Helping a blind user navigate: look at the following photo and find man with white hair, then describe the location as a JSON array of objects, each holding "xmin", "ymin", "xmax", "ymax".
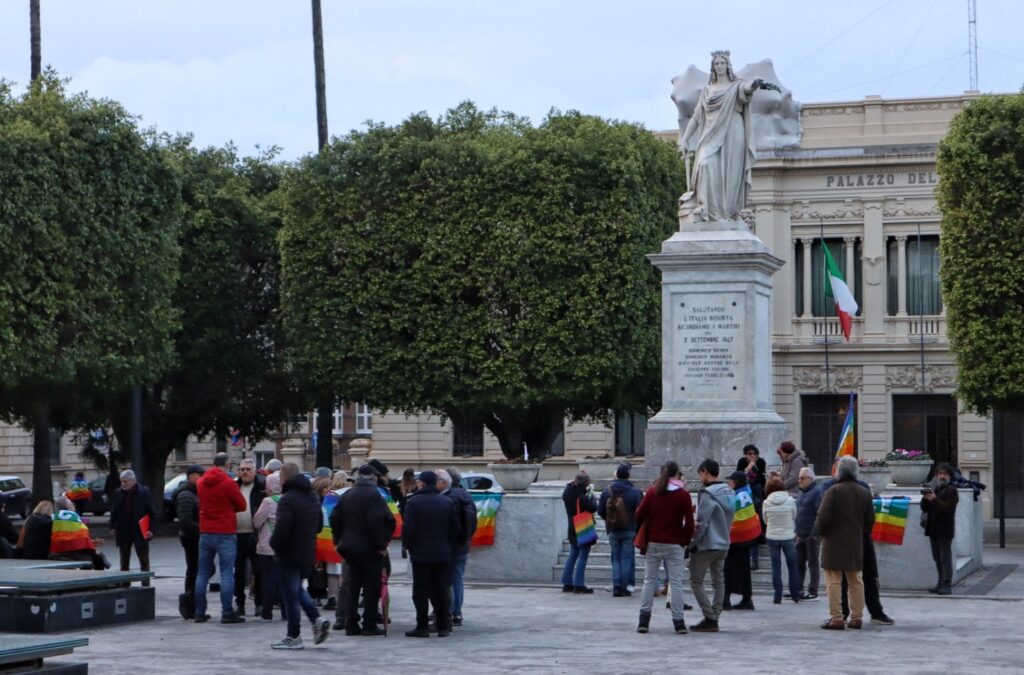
[
  {"xmin": 814, "ymin": 456, "xmax": 874, "ymax": 630},
  {"xmin": 109, "ymin": 469, "xmax": 156, "ymax": 584},
  {"xmin": 794, "ymin": 466, "xmax": 823, "ymax": 600}
]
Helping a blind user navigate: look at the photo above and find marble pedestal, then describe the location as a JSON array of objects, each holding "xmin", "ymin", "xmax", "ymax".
[{"xmin": 644, "ymin": 220, "xmax": 788, "ymax": 473}]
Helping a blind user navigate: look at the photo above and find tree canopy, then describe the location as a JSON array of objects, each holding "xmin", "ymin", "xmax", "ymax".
[
  {"xmin": 280, "ymin": 103, "xmax": 684, "ymax": 458},
  {"xmin": 937, "ymin": 93, "xmax": 1024, "ymax": 414}
]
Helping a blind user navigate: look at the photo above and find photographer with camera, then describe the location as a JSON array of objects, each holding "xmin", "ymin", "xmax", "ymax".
[{"xmin": 921, "ymin": 463, "xmax": 960, "ymax": 596}]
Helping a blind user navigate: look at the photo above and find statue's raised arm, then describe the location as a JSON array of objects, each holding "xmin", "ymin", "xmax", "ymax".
[{"xmin": 671, "ymin": 52, "xmax": 799, "ymax": 225}]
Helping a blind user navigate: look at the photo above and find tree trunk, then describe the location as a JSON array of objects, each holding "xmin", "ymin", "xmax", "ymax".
[
  {"xmin": 311, "ymin": 0, "xmax": 328, "ymax": 151},
  {"xmin": 485, "ymin": 408, "xmax": 564, "ymax": 461},
  {"xmin": 31, "ymin": 400, "xmax": 53, "ymax": 504},
  {"xmin": 316, "ymin": 396, "xmax": 334, "ymax": 469},
  {"xmin": 30, "ymin": 0, "xmax": 41, "ymax": 81}
]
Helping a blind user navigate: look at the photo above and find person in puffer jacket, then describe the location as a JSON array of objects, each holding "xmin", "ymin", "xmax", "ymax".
[{"xmin": 763, "ymin": 476, "xmax": 801, "ymax": 604}]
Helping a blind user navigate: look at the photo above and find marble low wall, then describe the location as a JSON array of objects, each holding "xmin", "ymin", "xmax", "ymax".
[
  {"xmin": 873, "ymin": 487, "xmax": 982, "ymax": 590},
  {"xmin": 464, "ymin": 492, "xmax": 567, "ymax": 583}
]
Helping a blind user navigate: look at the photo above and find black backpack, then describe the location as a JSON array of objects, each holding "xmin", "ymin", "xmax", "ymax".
[{"xmin": 605, "ymin": 491, "xmax": 630, "ymax": 530}]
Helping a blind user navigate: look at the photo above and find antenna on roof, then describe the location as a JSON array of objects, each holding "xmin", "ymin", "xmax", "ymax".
[{"xmin": 968, "ymin": 0, "xmax": 979, "ymax": 90}]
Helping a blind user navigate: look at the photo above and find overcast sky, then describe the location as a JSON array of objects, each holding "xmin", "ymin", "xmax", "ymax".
[{"xmin": 1, "ymin": 0, "xmax": 1022, "ymax": 159}]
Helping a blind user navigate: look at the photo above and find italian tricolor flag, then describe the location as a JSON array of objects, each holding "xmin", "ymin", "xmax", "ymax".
[{"xmin": 823, "ymin": 244, "xmax": 858, "ymax": 340}]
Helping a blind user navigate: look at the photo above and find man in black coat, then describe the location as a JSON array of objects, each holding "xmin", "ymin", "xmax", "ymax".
[
  {"xmin": 269, "ymin": 463, "xmax": 330, "ymax": 649},
  {"xmin": 402, "ymin": 470, "xmax": 459, "ymax": 638},
  {"xmin": 109, "ymin": 470, "xmax": 155, "ymax": 585},
  {"xmin": 331, "ymin": 464, "xmax": 395, "ymax": 636},
  {"xmin": 438, "ymin": 468, "xmax": 477, "ymax": 626},
  {"xmin": 922, "ymin": 463, "xmax": 960, "ymax": 595},
  {"xmin": 174, "ymin": 464, "xmax": 204, "ymax": 618}
]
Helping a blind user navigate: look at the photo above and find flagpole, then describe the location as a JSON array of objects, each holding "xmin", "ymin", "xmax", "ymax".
[
  {"xmin": 820, "ymin": 219, "xmax": 833, "ymax": 453},
  {"xmin": 917, "ymin": 222, "xmax": 926, "ymax": 389}
]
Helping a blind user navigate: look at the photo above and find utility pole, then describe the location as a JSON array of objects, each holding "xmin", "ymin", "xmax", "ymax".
[
  {"xmin": 311, "ymin": 0, "xmax": 335, "ymax": 470},
  {"xmin": 968, "ymin": 0, "xmax": 978, "ymax": 90}
]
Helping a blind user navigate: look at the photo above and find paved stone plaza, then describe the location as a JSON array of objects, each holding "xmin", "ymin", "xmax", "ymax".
[{"xmin": 33, "ymin": 523, "xmax": 1020, "ymax": 673}]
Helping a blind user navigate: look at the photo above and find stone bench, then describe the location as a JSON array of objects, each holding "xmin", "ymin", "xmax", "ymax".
[{"xmin": 0, "ymin": 635, "xmax": 88, "ymax": 673}]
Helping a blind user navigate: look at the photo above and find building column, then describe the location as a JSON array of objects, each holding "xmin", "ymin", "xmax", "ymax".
[
  {"xmin": 801, "ymin": 238, "xmax": 813, "ymax": 319},
  {"xmin": 844, "ymin": 236, "xmax": 857, "ymax": 286},
  {"xmin": 896, "ymin": 235, "xmax": 908, "ymax": 316}
]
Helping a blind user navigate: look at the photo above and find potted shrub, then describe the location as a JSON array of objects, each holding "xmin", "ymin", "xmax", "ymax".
[
  {"xmin": 885, "ymin": 448, "xmax": 933, "ymax": 485},
  {"xmin": 858, "ymin": 458, "xmax": 891, "ymax": 495},
  {"xmin": 486, "ymin": 456, "xmax": 543, "ymax": 493}
]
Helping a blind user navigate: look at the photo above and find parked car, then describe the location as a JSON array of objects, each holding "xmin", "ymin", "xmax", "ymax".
[
  {"xmin": 163, "ymin": 473, "xmax": 188, "ymax": 522},
  {"xmin": 0, "ymin": 475, "xmax": 33, "ymax": 519},
  {"xmin": 412, "ymin": 471, "xmax": 503, "ymax": 493}
]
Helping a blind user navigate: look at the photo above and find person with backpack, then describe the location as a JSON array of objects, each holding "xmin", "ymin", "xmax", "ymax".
[{"xmin": 598, "ymin": 463, "xmax": 643, "ymax": 597}]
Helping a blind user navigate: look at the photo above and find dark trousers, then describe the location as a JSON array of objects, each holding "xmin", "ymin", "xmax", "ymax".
[
  {"xmin": 796, "ymin": 535, "xmax": 820, "ymax": 596},
  {"xmin": 180, "ymin": 536, "xmax": 199, "ymax": 596},
  {"xmin": 842, "ymin": 536, "xmax": 884, "ymax": 618},
  {"xmin": 930, "ymin": 537, "xmax": 954, "ymax": 588},
  {"xmin": 234, "ymin": 532, "xmax": 261, "ymax": 610},
  {"xmin": 258, "ymin": 554, "xmax": 281, "ymax": 620},
  {"xmin": 411, "ymin": 561, "xmax": 450, "ymax": 630},
  {"xmin": 724, "ymin": 543, "xmax": 752, "ymax": 602},
  {"xmin": 118, "ymin": 537, "xmax": 150, "ymax": 586},
  {"xmin": 344, "ymin": 555, "xmax": 384, "ymax": 630}
]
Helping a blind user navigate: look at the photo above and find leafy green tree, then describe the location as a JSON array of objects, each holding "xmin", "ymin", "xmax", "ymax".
[
  {"xmin": 937, "ymin": 93, "xmax": 1024, "ymax": 413},
  {"xmin": 281, "ymin": 103, "xmax": 684, "ymax": 458},
  {"xmin": 0, "ymin": 75, "xmax": 181, "ymax": 501}
]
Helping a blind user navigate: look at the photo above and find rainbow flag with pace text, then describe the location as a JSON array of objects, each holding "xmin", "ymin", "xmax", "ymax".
[
  {"xmin": 835, "ymin": 391, "xmax": 856, "ymax": 460},
  {"xmin": 66, "ymin": 479, "xmax": 92, "ymax": 502},
  {"xmin": 50, "ymin": 510, "xmax": 94, "ymax": 554},
  {"xmin": 316, "ymin": 492, "xmax": 342, "ymax": 564},
  {"xmin": 871, "ymin": 497, "xmax": 909, "ymax": 545},
  {"xmin": 378, "ymin": 487, "xmax": 402, "ymax": 538},
  {"xmin": 730, "ymin": 485, "xmax": 762, "ymax": 544},
  {"xmin": 470, "ymin": 493, "xmax": 503, "ymax": 546}
]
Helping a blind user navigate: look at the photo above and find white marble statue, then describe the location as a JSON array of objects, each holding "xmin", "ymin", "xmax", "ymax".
[{"xmin": 672, "ymin": 51, "xmax": 800, "ymax": 224}]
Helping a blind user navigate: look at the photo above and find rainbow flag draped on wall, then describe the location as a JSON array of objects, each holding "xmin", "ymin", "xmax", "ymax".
[
  {"xmin": 316, "ymin": 492, "xmax": 343, "ymax": 564},
  {"xmin": 730, "ymin": 485, "xmax": 762, "ymax": 544},
  {"xmin": 66, "ymin": 479, "xmax": 92, "ymax": 502},
  {"xmin": 835, "ymin": 391, "xmax": 856, "ymax": 459},
  {"xmin": 50, "ymin": 510, "xmax": 94, "ymax": 554},
  {"xmin": 471, "ymin": 493, "xmax": 503, "ymax": 546},
  {"xmin": 871, "ymin": 496, "xmax": 909, "ymax": 545},
  {"xmin": 378, "ymin": 487, "xmax": 402, "ymax": 538}
]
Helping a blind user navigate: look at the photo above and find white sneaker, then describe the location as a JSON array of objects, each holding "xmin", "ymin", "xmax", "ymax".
[
  {"xmin": 626, "ymin": 585, "xmax": 636, "ymax": 593},
  {"xmin": 313, "ymin": 617, "xmax": 330, "ymax": 645},
  {"xmin": 271, "ymin": 636, "xmax": 304, "ymax": 650}
]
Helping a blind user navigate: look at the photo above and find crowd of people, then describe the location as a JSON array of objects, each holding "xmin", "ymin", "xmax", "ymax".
[
  {"xmin": 0, "ymin": 441, "xmax": 966, "ymax": 642},
  {"xmin": 560, "ymin": 443, "xmax": 963, "ymax": 634}
]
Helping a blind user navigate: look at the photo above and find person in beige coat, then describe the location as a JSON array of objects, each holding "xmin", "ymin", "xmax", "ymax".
[{"xmin": 814, "ymin": 456, "xmax": 875, "ymax": 630}]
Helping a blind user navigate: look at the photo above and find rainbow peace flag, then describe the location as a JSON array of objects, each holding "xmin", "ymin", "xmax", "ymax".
[
  {"xmin": 730, "ymin": 485, "xmax": 762, "ymax": 544},
  {"xmin": 316, "ymin": 492, "xmax": 342, "ymax": 564},
  {"xmin": 471, "ymin": 493, "xmax": 503, "ymax": 546},
  {"xmin": 376, "ymin": 487, "xmax": 402, "ymax": 538},
  {"xmin": 50, "ymin": 510, "xmax": 95, "ymax": 554},
  {"xmin": 66, "ymin": 479, "xmax": 92, "ymax": 502},
  {"xmin": 871, "ymin": 497, "xmax": 909, "ymax": 545},
  {"xmin": 835, "ymin": 391, "xmax": 856, "ymax": 459}
]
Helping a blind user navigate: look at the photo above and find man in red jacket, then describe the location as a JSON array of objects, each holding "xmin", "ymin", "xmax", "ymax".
[
  {"xmin": 635, "ymin": 461, "xmax": 695, "ymax": 635},
  {"xmin": 194, "ymin": 452, "xmax": 247, "ymax": 624}
]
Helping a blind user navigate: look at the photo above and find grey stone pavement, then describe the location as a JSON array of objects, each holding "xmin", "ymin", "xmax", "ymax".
[{"xmin": 14, "ymin": 519, "xmax": 1024, "ymax": 674}]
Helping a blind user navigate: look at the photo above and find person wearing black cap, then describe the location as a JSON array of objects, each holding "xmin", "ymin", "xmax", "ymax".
[
  {"xmin": 175, "ymin": 464, "xmax": 204, "ymax": 619},
  {"xmin": 598, "ymin": 463, "xmax": 643, "ymax": 597},
  {"xmin": 402, "ymin": 470, "xmax": 460, "ymax": 638},
  {"xmin": 331, "ymin": 463, "xmax": 395, "ymax": 635}
]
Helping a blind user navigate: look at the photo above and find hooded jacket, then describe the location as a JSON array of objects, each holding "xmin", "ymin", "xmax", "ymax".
[
  {"xmin": 634, "ymin": 479, "xmax": 694, "ymax": 546},
  {"xmin": 598, "ymin": 479, "xmax": 643, "ymax": 532},
  {"xmin": 692, "ymin": 482, "xmax": 735, "ymax": 551},
  {"xmin": 780, "ymin": 449, "xmax": 808, "ymax": 496},
  {"xmin": 762, "ymin": 489, "xmax": 797, "ymax": 540},
  {"xmin": 270, "ymin": 474, "xmax": 322, "ymax": 574},
  {"xmin": 197, "ymin": 467, "xmax": 246, "ymax": 535},
  {"xmin": 174, "ymin": 480, "xmax": 200, "ymax": 540}
]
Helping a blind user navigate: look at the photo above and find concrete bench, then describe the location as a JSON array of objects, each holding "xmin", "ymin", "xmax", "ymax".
[{"xmin": 0, "ymin": 635, "xmax": 88, "ymax": 673}]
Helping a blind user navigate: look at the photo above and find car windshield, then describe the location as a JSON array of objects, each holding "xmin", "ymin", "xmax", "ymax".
[{"xmin": 0, "ymin": 478, "xmax": 26, "ymax": 491}]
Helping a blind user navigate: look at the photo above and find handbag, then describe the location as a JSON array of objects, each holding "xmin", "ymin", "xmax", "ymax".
[
  {"xmin": 572, "ymin": 498, "xmax": 598, "ymax": 547},
  {"xmin": 633, "ymin": 519, "xmax": 649, "ymax": 555}
]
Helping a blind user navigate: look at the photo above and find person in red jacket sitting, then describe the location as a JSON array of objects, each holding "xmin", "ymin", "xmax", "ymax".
[
  {"xmin": 194, "ymin": 452, "xmax": 247, "ymax": 624},
  {"xmin": 635, "ymin": 461, "xmax": 695, "ymax": 635}
]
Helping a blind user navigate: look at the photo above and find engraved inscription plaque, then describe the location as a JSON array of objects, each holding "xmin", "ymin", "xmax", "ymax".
[{"xmin": 672, "ymin": 292, "xmax": 745, "ymax": 400}]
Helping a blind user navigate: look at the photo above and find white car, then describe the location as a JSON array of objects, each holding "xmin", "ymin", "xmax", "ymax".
[{"xmin": 413, "ymin": 471, "xmax": 503, "ymax": 493}]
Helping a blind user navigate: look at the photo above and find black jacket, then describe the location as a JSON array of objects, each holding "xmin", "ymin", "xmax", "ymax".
[
  {"xmin": 922, "ymin": 483, "xmax": 959, "ymax": 539},
  {"xmin": 110, "ymin": 484, "xmax": 155, "ymax": 545},
  {"xmin": 563, "ymin": 481, "xmax": 597, "ymax": 544},
  {"xmin": 445, "ymin": 485, "xmax": 478, "ymax": 555},
  {"xmin": 270, "ymin": 474, "xmax": 322, "ymax": 575},
  {"xmin": 402, "ymin": 486, "xmax": 459, "ymax": 563},
  {"xmin": 330, "ymin": 477, "xmax": 395, "ymax": 559},
  {"xmin": 0, "ymin": 509, "xmax": 18, "ymax": 545},
  {"xmin": 175, "ymin": 481, "xmax": 200, "ymax": 540},
  {"xmin": 19, "ymin": 513, "xmax": 53, "ymax": 559},
  {"xmin": 598, "ymin": 479, "xmax": 643, "ymax": 532},
  {"xmin": 236, "ymin": 475, "xmax": 267, "ymax": 517},
  {"xmin": 737, "ymin": 456, "xmax": 768, "ymax": 501}
]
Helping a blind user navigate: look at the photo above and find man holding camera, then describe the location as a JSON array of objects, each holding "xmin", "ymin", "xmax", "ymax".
[{"xmin": 921, "ymin": 463, "xmax": 960, "ymax": 596}]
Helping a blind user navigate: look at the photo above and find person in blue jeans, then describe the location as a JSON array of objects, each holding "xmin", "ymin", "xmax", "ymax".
[
  {"xmin": 598, "ymin": 464, "xmax": 644, "ymax": 597},
  {"xmin": 194, "ymin": 533, "xmax": 238, "ymax": 620},
  {"xmin": 762, "ymin": 477, "xmax": 801, "ymax": 603},
  {"xmin": 561, "ymin": 472, "xmax": 598, "ymax": 593},
  {"xmin": 193, "ymin": 453, "xmax": 247, "ymax": 623}
]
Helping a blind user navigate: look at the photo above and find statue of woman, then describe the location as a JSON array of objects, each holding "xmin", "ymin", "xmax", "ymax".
[{"xmin": 679, "ymin": 51, "xmax": 768, "ymax": 223}]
